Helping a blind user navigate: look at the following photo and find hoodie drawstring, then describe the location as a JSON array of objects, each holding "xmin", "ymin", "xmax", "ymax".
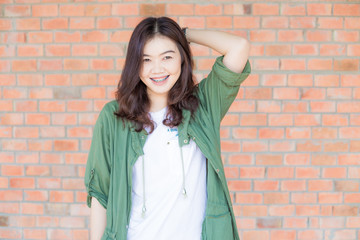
[{"xmin": 141, "ymin": 146, "xmax": 187, "ymax": 218}]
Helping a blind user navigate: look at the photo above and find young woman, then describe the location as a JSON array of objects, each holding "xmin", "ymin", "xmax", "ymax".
[{"xmin": 85, "ymin": 17, "xmax": 251, "ymax": 240}]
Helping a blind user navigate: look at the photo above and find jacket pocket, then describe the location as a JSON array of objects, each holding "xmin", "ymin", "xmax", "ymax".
[{"xmin": 205, "ymin": 202, "xmax": 234, "ymax": 240}]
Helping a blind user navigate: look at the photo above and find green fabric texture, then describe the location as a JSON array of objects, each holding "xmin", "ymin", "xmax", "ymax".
[{"xmin": 84, "ymin": 56, "xmax": 251, "ymax": 240}]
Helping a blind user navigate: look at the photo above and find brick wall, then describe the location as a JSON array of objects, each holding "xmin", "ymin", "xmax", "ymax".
[{"xmin": 1, "ymin": 1, "xmax": 359, "ymax": 240}]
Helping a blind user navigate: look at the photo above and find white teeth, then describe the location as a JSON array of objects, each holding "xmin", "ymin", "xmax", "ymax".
[{"xmin": 151, "ymin": 75, "xmax": 169, "ymax": 82}]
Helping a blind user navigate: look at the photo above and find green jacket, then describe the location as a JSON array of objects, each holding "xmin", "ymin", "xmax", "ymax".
[{"xmin": 85, "ymin": 56, "xmax": 251, "ymax": 240}]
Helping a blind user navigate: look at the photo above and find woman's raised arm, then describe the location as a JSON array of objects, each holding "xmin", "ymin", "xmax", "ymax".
[{"xmin": 185, "ymin": 29, "xmax": 250, "ymax": 73}]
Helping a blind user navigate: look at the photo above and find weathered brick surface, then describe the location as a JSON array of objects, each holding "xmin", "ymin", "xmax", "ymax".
[{"xmin": 1, "ymin": 1, "xmax": 359, "ymax": 239}]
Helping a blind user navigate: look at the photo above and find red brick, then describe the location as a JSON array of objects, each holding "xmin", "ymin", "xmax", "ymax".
[
  {"xmin": 309, "ymin": 180, "xmax": 333, "ymax": 191},
  {"xmin": 270, "ymin": 230, "xmax": 296, "ymax": 240},
  {"xmin": 335, "ymin": 181, "xmax": 359, "ymax": 192},
  {"xmin": 250, "ymin": 30, "xmax": 276, "ymax": 42},
  {"xmin": 15, "ymin": 153, "xmax": 38, "ymax": 165},
  {"xmin": 97, "ymin": 17, "xmax": 122, "ymax": 29},
  {"xmin": 228, "ymin": 154, "xmax": 253, "ymax": 165},
  {"xmin": 269, "ymin": 114, "xmax": 293, "ymax": 126},
  {"xmin": 234, "ymin": 17, "xmax": 260, "ymax": 29},
  {"xmin": 334, "ymin": 59, "xmax": 359, "ymax": 71},
  {"xmin": 4, "ymin": 5, "xmax": 30, "ymax": 17},
  {"xmin": 340, "ymin": 127, "xmax": 360, "ymax": 139},
  {"xmin": 307, "ymin": 3, "xmax": 332, "ymax": 15},
  {"xmin": 166, "ymin": 4, "xmax": 192, "ymax": 16},
  {"xmin": 298, "ymin": 230, "xmax": 323, "ymax": 240},
  {"xmin": 310, "ymin": 101, "xmax": 335, "ymax": 112},
  {"xmin": 312, "ymin": 127, "xmax": 337, "ymax": 139},
  {"xmin": 297, "ymin": 140, "xmax": 322, "ymax": 152},
  {"xmin": 266, "ymin": 44, "xmax": 291, "ymax": 56},
  {"xmin": 296, "ymin": 167, "xmax": 320, "ymax": 178},
  {"xmin": 286, "ymin": 128, "xmax": 311, "ymax": 139},
  {"xmin": 54, "ymin": 140, "xmax": 78, "ymax": 151},
  {"xmin": 296, "ymin": 205, "xmax": 320, "ymax": 216},
  {"xmin": 345, "ymin": 17, "xmax": 360, "ymax": 29},
  {"xmin": 335, "ymin": 30, "xmax": 359, "ymax": 42},
  {"xmin": 312, "ymin": 154, "xmax": 336, "ymax": 165},
  {"xmin": 281, "ymin": 59, "xmax": 306, "ymax": 71},
  {"xmin": 195, "ymin": 4, "xmax": 221, "ymax": 15},
  {"xmin": 274, "ymin": 88, "xmax": 300, "ymax": 100},
  {"xmin": 70, "ymin": 17, "xmax": 95, "ymax": 29},
  {"xmin": 206, "ymin": 17, "xmax": 232, "ymax": 29},
  {"xmin": 345, "ymin": 193, "xmax": 360, "ymax": 204},
  {"xmin": 236, "ymin": 193, "xmax": 262, "ymax": 204},
  {"xmin": 46, "ymin": 45, "xmax": 71, "ymax": 57},
  {"xmin": 318, "ymin": 17, "xmax": 343, "ymax": 29},
  {"xmin": 293, "ymin": 44, "xmax": 318, "ymax": 55},
  {"xmin": 228, "ymin": 180, "xmax": 251, "ymax": 191},
  {"xmin": 334, "ymin": 4, "xmax": 360, "ymax": 16},
  {"xmin": 290, "ymin": 17, "xmax": 316, "ymax": 29},
  {"xmin": 259, "ymin": 128, "xmax": 284, "ymax": 139},
  {"xmin": 242, "ymin": 206, "xmax": 268, "ymax": 217},
  {"xmin": 0, "ymin": 113, "xmax": 24, "ymax": 125},
  {"xmin": 253, "ymin": 3, "xmax": 279, "ymax": 15},
  {"xmin": 229, "ymin": 100, "xmax": 256, "ymax": 113},
  {"xmin": 264, "ymin": 192, "xmax": 289, "ymax": 204},
  {"xmin": 12, "ymin": 60, "xmax": 36, "ymax": 72},
  {"xmin": 256, "ymin": 218, "xmax": 282, "ymax": 228},
  {"xmin": 55, "ymin": 31, "xmax": 81, "ymax": 42},
  {"xmin": 240, "ymin": 167, "xmax": 265, "ymax": 178},
  {"xmin": 268, "ymin": 167, "xmax": 294, "ymax": 179},
  {"xmin": 319, "ymin": 192, "xmax": 343, "ymax": 204},
  {"xmin": 278, "ymin": 30, "xmax": 304, "ymax": 42},
  {"xmin": 284, "ymin": 153, "xmax": 310, "ymax": 165},
  {"xmin": 263, "ymin": 17, "xmax": 288, "ymax": 29},
  {"xmin": 112, "ymin": 3, "xmax": 139, "ymax": 16},
  {"xmin": 85, "ymin": 4, "xmax": 111, "ymax": 16},
  {"xmin": 221, "ymin": 140, "xmax": 241, "ymax": 152},
  {"xmin": 294, "ymin": 114, "xmax": 320, "ymax": 126},
  {"xmin": 43, "ymin": 18, "xmax": 68, "ymax": 30},
  {"xmin": 240, "ymin": 114, "xmax": 267, "ymax": 126},
  {"xmin": 245, "ymin": 88, "xmax": 272, "ymax": 100},
  {"xmin": 315, "ymin": 75, "xmax": 339, "ymax": 87},
  {"xmin": 32, "ymin": 4, "xmax": 58, "ymax": 16},
  {"xmin": 60, "ymin": 4, "xmax": 84, "ymax": 16},
  {"xmin": 17, "ymin": 45, "xmax": 43, "ymax": 57},
  {"xmin": 16, "ymin": 18, "xmax": 40, "ymax": 30},
  {"xmin": 91, "ymin": 59, "xmax": 114, "ymax": 70},
  {"xmin": 140, "ymin": 4, "xmax": 166, "ymax": 16},
  {"xmin": 333, "ymin": 205, "xmax": 359, "ymax": 219},
  {"xmin": 10, "ymin": 178, "xmax": 35, "ymax": 189},
  {"xmin": 254, "ymin": 180, "xmax": 279, "ymax": 191},
  {"xmin": 14, "ymin": 127, "xmax": 39, "ymax": 138},
  {"xmin": 281, "ymin": 4, "xmax": 305, "ymax": 15},
  {"xmin": 281, "ymin": 180, "xmax": 306, "ymax": 191},
  {"xmin": 308, "ymin": 59, "xmax": 332, "ymax": 70}
]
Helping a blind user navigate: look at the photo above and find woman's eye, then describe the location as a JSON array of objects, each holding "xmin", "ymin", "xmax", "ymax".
[
  {"xmin": 164, "ymin": 56, "xmax": 172, "ymax": 60},
  {"xmin": 143, "ymin": 58, "xmax": 150, "ymax": 62}
]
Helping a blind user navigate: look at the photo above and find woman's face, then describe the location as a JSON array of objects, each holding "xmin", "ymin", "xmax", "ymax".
[{"xmin": 139, "ymin": 35, "xmax": 182, "ymax": 101}]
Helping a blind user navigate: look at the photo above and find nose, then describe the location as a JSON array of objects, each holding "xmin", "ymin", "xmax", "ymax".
[{"xmin": 150, "ymin": 59, "xmax": 164, "ymax": 74}]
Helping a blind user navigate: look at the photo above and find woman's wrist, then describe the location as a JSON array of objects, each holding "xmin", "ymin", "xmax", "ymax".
[{"xmin": 182, "ymin": 27, "xmax": 190, "ymax": 44}]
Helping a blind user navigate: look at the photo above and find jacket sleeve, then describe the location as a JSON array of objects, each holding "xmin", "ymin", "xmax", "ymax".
[
  {"xmin": 197, "ymin": 56, "xmax": 251, "ymax": 126},
  {"xmin": 84, "ymin": 104, "xmax": 113, "ymax": 209}
]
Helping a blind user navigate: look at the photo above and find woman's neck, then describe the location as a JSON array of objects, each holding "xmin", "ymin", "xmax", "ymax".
[{"xmin": 148, "ymin": 95, "xmax": 168, "ymax": 112}]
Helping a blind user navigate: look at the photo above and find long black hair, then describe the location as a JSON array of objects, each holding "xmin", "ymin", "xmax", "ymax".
[{"xmin": 114, "ymin": 17, "xmax": 198, "ymax": 133}]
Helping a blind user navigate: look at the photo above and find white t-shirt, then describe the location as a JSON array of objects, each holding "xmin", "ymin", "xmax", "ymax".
[{"xmin": 127, "ymin": 107, "xmax": 207, "ymax": 240}]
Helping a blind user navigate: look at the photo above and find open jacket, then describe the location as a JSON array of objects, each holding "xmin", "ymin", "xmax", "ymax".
[{"xmin": 84, "ymin": 56, "xmax": 251, "ymax": 240}]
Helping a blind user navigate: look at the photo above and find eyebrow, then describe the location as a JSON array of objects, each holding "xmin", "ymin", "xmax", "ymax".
[{"xmin": 143, "ymin": 50, "xmax": 176, "ymax": 57}]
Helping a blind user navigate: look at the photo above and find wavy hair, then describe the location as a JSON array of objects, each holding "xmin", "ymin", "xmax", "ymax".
[{"xmin": 114, "ymin": 17, "xmax": 198, "ymax": 133}]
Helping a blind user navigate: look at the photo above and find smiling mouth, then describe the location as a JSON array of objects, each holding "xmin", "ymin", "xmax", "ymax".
[{"xmin": 150, "ymin": 75, "xmax": 169, "ymax": 82}]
